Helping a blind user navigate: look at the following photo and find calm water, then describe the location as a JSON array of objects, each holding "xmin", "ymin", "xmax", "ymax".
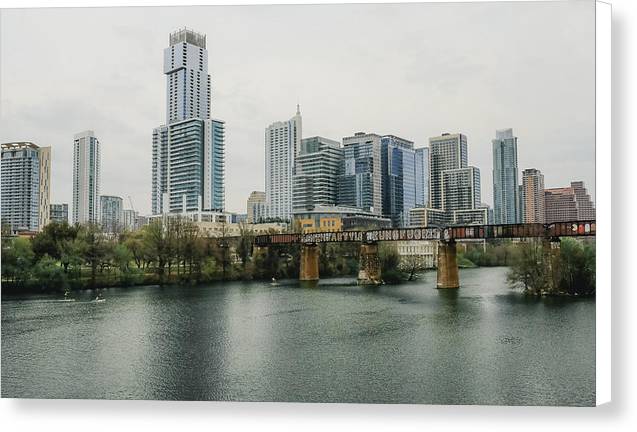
[{"xmin": 1, "ymin": 267, "xmax": 595, "ymax": 406}]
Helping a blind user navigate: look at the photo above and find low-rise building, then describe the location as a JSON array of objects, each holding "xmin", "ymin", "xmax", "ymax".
[
  {"xmin": 147, "ymin": 209, "xmax": 286, "ymax": 237},
  {"xmin": 544, "ymin": 181, "xmax": 595, "ymax": 223},
  {"xmin": 293, "ymin": 205, "xmax": 391, "ymax": 233},
  {"xmin": 50, "ymin": 203, "xmax": 69, "ymax": 224},
  {"xmin": 396, "ymin": 240, "xmax": 437, "ymax": 270}
]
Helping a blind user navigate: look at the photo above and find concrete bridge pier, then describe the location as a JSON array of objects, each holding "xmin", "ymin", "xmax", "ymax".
[
  {"xmin": 437, "ymin": 240, "xmax": 459, "ymax": 289},
  {"xmin": 299, "ymin": 243, "xmax": 320, "ymax": 286},
  {"xmin": 358, "ymin": 242, "xmax": 382, "ymax": 285}
]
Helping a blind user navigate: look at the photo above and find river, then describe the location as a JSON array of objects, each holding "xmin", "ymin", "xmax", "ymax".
[{"xmin": 1, "ymin": 267, "xmax": 595, "ymax": 406}]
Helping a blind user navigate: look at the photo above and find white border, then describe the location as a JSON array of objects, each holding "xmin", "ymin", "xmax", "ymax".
[
  {"xmin": 1, "ymin": 0, "xmax": 627, "ymax": 430},
  {"xmin": 595, "ymin": 0, "xmax": 611, "ymax": 406}
]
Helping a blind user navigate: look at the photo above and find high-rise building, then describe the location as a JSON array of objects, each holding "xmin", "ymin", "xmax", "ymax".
[
  {"xmin": 122, "ymin": 209, "xmax": 138, "ymax": 231},
  {"xmin": 441, "ymin": 166, "xmax": 481, "ymax": 212},
  {"xmin": 293, "ymin": 136, "xmax": 342, "ymax": 211},
  {"xmin": 50, "ymin": 203, "xmax": 69, "ymax": 224},
  {"xmin": 429, "ymin": 133, "xmax": 468, "ymax": 210},
  {"xmin": 152, "ymin": 125, "xmax": 169, "ymax": 214},
  {"xmin": 265, "ymin": 107, "xmax": 302, "ymax": 221},
  {"xmin": 100, "ymin": 195, "xmax": 123, "ymax": 233},
  {"xmin": 544, "ymin": 181, "xmax": 595, "ymax": 223},
  {"xmin": 381, "ymin": 135, "xmax": 417, "ymax": 227},
  {"xmin": 164, "ymin": 28, "xmax": 210, "ymax": 124},
  {"xmin": 337, "ymin": 132, "xmax": 383, "ymax": 215},
  {"xmin": 415, "ymin": 147, "xmax": 429, "ymax": 208},
  {"xmin": 72, "ymin": 130, "xmax": 101, "ymax": 225},
  {"xmin": 492, "ymin": 128, "xmax": 519, "ymax": 224},
  {"xmin": 518, "ymin": 184, "xmax": 525, "ymax": 224},
  {"xmin": 246, "ymin": 191, "xmax": 266, "ymax": 223},
  {"xmin": 1, "ymin": 142, "xmax": 51, "ymax": 232},
  {"xmin": 38, "ymin": 146, "xmax": 51, "ymax": 229},
  {"xmin": 521, "ymin": 168, "xmax": 545, "ymax": 223},
  {"xmin": 152, "ymin": 29, "xmax": 225, "ymax": 215}
]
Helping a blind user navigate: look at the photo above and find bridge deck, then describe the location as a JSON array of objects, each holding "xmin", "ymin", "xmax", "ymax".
[{"xmin": 253, "ymin": 221, "xmax": 596, "ymax": 246}]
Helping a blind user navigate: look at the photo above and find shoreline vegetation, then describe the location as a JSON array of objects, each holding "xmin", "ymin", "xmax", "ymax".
[{"xmin": 1, "ymin": 221, "xmax": 594, "ymax": 297}]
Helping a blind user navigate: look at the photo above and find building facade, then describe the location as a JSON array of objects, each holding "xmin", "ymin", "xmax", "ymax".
[
  {"xmin": 521, "ymin": 168, "xmax": 545, "ymax": 223},
  {"xmin": 72, "ymin": 130, "xmax": 101, "ymax": 224},
  {"xmin": 397, "ymin": 241, "xmax": 437, "ymax": 270},
  {"xmin": 293, "ymin": 136, "xmax": 342, "ymax": 211},
  {"xmin": 265, "ymin": 107, "xmax": 302, "ymax": 222},
  {"xmin": 429, "ymin": 133, "xmax": 468, "ymax": 210},
  {"xmin": 100, "ymin": 195, "xmax": 124, "ymax": 233},
  {"xmin": 381, "ymin": 135, "xmax": 417, "ymax": 227},
  {"xmin": 122, "ymin": 209, "xmax": 138, "ymax": 231},
  {"xmin": 544, "ymin": 181, "xmax": 596, "ymax": 223},
  {"xmin": 164, "ymin": 28, "xmax": 210, "ymax": 124},
  {"xmin": 152, "ymin": 28, "xmax": 225, "ymax": 215},
  {"xmin": 247, "ymin": 191, "xmax": 267, "ymax": 223},
  {"xmin": 441, "ymin": 166, "xmax": 481, "ymax": 213},
  {"xmin": 293, "ymin": 205, "xmax": 391, "ymax": 233},
  {"xmin": 1, "ymin": 142, "xmax": 51, "ymax": 232},
  {"xmin": 337, "ymin": 132, "xmax": 383, "ymax": 215},
  {"xmin": 492, "ymin": 128, "xmax": 519, "ymax": 224},
  {"xmin": 415, "ymin": 147, "xmax": 429, "ymax": 208},
  {"xmin": 50, "ymin": 203, "xmax": 69, "ymax": 224}
]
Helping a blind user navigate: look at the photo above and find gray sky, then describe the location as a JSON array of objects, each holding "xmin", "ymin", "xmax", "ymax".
[{"xmin": 0, "ymin": 1, "xmax": 595, "ymax": 215}]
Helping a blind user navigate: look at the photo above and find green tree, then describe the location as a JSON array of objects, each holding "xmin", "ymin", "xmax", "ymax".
[
  {"xmin": 379, "ymin": 243, "xmax": 403, "ymax": 284},
  {"xmin": 236, "ymin": 222, "xmax": 255, "ymax": 272},
  {"xmin": 142, "ymin": 219, "xmax": 171, "ymax": 284},
  {"xmin": 32, "ymin": 255, "xmax": 67, "ymax": 291},
  {"xmin": 1, "ymin": 237, "xmax": 34, "ymax": 287},
  {"xmin": 32, "ymin": 222, "xmax": 79, "ymax": 266},
  {"xmin": 76, "ymin": 223, "xmax": 108, "ymax": 288},
  {"xmin": 507, "ymin": 240, "xmax": 549, "ymax": 295}
]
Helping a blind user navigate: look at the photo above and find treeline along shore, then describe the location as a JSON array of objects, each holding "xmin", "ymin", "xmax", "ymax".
[{"xmin": 1, "ymin": 220, "xmax": 595, "ymax": 296}]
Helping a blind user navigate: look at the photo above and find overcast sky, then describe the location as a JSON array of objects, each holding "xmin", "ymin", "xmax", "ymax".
[{"xmin": 0, "ymin": 1, "xmax": 595, "ymax": 215}]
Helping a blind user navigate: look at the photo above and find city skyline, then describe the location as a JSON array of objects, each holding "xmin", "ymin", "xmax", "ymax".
[{"xmin": 0, "ymin": 2, "xmax": 595, "ymax": 214}]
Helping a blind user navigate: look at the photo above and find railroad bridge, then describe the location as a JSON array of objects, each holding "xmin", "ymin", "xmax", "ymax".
[{"xmin": 253, "ymin": 221, "xmax": 596, "ymax": 288}]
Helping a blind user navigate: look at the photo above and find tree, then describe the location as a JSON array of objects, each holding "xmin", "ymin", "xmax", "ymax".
[
  {"xmin": 236, "ymin": 222, "xmax": 254, "ymax": 271},
  {"xmin": 507, "ymin": 239, "xmax": 549, "ymax": 295},
  {"xmin": 379, "ymin": 243, "xmax": 403, "ymax": 284},
  {"xmin": 142, "ymin": 219, "xmax": 171, "ymax": 284},
  {"xmin": 32, "ymin": 221, "xmax": 78, "ymax": 264},
  {"xmin": 1, "ymin": 237, "xmax": 34, "ymax": 287},
  {"xmin": 76, "ymin": 223, "xmax": 109, "ymax": 288},
  {"xmin": 32, "ymin": 255, "xmax": 67, "ymax": 291}
]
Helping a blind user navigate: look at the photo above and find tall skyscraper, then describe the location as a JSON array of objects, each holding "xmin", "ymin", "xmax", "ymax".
[
  {"xmin": 415, "ymin": 147, "xmax": 429, "ymax": 208},
  {"xmin": 265, "ymin": 106, "xmax": 302, "ymax": 221},
  {"xmin": 521, "ymin": 168, "xmax": 545, "ymax": 223},
  {"xmin": 73, "ymin": 130, "xmax": 100, "ymax": 224},
  {"xmin": 152, "ymin": 28, "xmax": 225, "ymax": 215},
  {"xmin": 429, "ymin": 133, "xmax": 468, "ymax": 210},
  {"xmin": 381, "ymin": 135, "xmax": 417, "ymax": 227},
  {"xmin": 1, "ymin": 142, "xmax": 51, "ymax": 232},
  {"xmin": 164, "ymin": 28, "xmax": 210, "ymax": 124},
  {"xmin": 544, "ymin": 181, "xmax": 595, "ymax": 223},
  {"xmin": 246, "ymin": 191, "xmax": 266, "ymax": 223},
  {"xmin": 492, "ymin": 128, "xmax": 519, "ymax": 224},
  {"xmin": 293, "ymin": 136, "xmax": 342, "ymax": 211},
  {"xmin": 337, "ymin": 132, "xmax": 383, "ymax": 215},
  {"xmin": 100, "ymin": 195, "xmax": 123, "ymax": 233}
]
